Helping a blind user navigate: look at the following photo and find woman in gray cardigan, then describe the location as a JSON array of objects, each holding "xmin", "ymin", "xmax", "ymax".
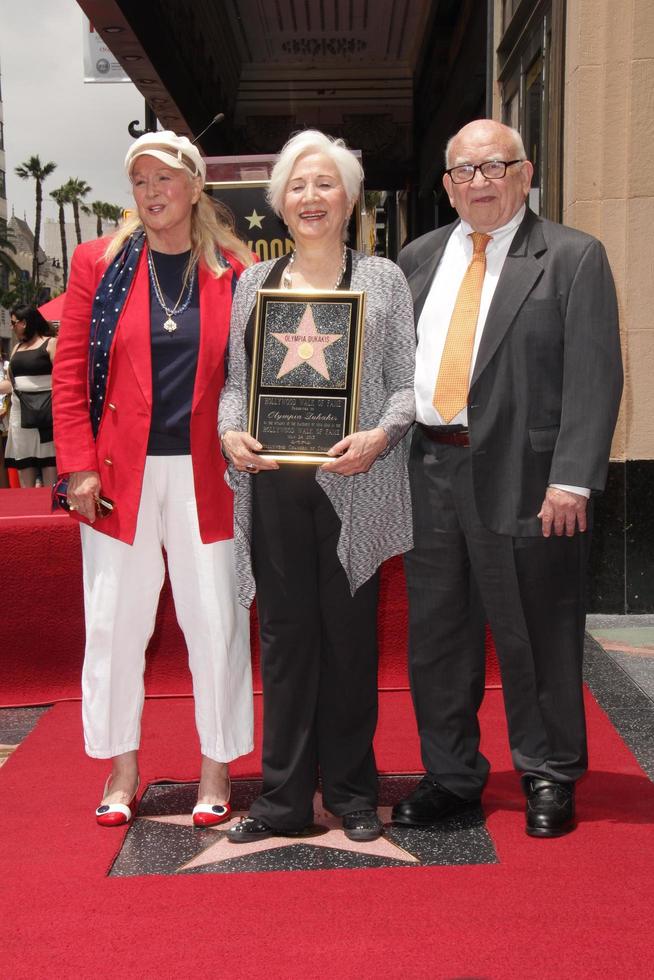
[{"xmin": 220, "ymin": 130, "xmax": 415, "ymax": 843}]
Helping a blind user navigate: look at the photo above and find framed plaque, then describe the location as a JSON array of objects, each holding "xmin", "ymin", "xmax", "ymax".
[{"xmin": 248, "ymin": 289, "xmax": 366, "ymax": 463}]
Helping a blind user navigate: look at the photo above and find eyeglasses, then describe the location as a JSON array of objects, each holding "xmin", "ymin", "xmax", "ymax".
[{"xmin": 445, "ymin": 159, "xmax": 525, "ymax": 184}]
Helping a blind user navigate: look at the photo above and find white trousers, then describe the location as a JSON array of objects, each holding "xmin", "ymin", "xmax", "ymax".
[{"xmin": 80, "ymin": 456, "xmax": 253, "ymax": 761}]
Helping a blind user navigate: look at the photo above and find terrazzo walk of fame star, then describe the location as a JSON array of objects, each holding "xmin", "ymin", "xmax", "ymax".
[
  {"xmin": 272, "ymin": 305, "xmax": 342, "ymax": 380},
  {"xmin": 109, "ymin": 777, "xmax": 497, "ymax": 877}
]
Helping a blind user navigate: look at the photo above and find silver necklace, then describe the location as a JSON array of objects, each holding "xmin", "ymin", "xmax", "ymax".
[
  {"xmin": 147, "ymin": 250, "xmax": 197, "ymax": 333},
  {"xmin": 282, "ymin": 243, "xmax": 348, "ymax": 290}
]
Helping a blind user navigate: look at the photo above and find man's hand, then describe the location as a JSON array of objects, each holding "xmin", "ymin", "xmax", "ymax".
[
  {"xmin": 538, "ymin": 487, "xmax": 588, "ymax": 538},
  {"xmin": 67, "ymin": 470, "xmax": 102, "ymax": 524},
  {"xmin": 320, "ymin": 427, "xmax": 389, "ymax": 475}
]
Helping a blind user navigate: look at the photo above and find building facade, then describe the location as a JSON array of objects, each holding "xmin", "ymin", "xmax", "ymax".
[
  {"xmin": 43, "ymin": 213, "xmax": 101, "ymax": 268},
  {"xmin": 489, "ymin": 0, "xmax": 654, "ymax": 611},
  {"xmin": 8, "ymin": 215, "xmax": 64, "ymax": 299}
]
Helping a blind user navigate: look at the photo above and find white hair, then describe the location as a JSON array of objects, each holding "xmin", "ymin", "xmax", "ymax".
[
  {"xmin": 267, "ymin": 129, "xmax": 363, "ymax": 217},
  {"xmin": 444, "ymin": 122, "xmax": 527, "ymax": 168}
]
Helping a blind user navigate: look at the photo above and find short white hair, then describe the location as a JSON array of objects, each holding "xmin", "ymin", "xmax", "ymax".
[
  {"xmin": 444, "ymin": 122, "xmax": 527, "ymax": 168},
  {"xmin": 267, "ymin": 129, "xmax": 363, "ymax": 217}
]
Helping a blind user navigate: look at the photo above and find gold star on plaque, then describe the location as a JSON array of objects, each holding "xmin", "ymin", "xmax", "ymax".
[{"xmin": 245, "ymin": 208, "xmax": 264, "ymax": 229}]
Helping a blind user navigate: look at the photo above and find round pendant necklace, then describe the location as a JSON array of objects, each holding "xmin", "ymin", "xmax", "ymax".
[
  {"xmin": 148, "ymin": 250, "xmax": 197, "ymax": 333},
  {"xmin": 282, "ymin": 243, "xmax": 348, "ymax": 290}
]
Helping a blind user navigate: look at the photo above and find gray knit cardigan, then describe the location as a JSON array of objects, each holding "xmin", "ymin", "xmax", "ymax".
[{"xmin": 219, "ymin": 249, "xmax": 416, "ymax": 608}]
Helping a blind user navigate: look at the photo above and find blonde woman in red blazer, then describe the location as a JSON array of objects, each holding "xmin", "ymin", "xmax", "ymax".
[{"xmin": 53, "ymin": 132, "xmax": 255, "ymax": 828}]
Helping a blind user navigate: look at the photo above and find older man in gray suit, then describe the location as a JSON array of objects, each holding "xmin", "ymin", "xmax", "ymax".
[{"xmin": 393, "ymin": 119, "xmax": 623, "ymax": 837}]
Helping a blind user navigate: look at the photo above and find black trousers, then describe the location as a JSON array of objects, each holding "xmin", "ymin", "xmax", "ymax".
[
  {"xmin": 249, "ymin": 467, "xmax": 380, "ymax": 830},
  {"xmin": 404, "ymin": 428, "xmax": 590, "ymax": 800}
]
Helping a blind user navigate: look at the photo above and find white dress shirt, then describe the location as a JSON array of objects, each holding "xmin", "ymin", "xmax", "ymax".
[{"xmin": 414, "ymin": 204, "xmax": 588, "ymax": 497}]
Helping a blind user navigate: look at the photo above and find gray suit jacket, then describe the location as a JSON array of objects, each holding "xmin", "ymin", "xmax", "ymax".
[
  {"xmin": 398, "ymin": 207, "xmax": 623, "ymax": 537},
  {"xmin": 219, "ymin": 250, "xmax": 416, "ymax": 606}
]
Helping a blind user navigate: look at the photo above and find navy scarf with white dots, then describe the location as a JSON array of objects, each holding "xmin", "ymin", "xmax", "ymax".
[
  {"xmin": 87, "ymin": 231, "xmax": 145, "ymax": 437},
  {"xmin": 87, "ymin": 232, "xmax": 239, "ymax": 438}
]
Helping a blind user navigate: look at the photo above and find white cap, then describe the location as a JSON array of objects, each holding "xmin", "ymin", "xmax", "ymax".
[{"xmin": 124, "ymin": 130, "xmax": 206, "ymax": 182}]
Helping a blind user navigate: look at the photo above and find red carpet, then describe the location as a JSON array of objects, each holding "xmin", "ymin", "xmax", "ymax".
[
  {"xmin": 1, "ymin": 488, "xmax": 499, "ymax": 706},
  {"xmin": 1, "ymin": 688, "xmax": 653, "ymax": 978}
]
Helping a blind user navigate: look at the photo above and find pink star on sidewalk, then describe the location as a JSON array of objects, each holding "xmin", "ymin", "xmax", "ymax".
[
  {"xmin": 143, "ymin": 798, "xmax": 419, "ymax": 871},
  {"xmin": 272, "ymin": 304, "xmax": 342, "ymax": 380}
]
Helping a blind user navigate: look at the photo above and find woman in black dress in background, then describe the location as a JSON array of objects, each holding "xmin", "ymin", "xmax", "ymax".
[{"xmin": 0, "ymin": 306, "xmax": 56, "ymax": 487}]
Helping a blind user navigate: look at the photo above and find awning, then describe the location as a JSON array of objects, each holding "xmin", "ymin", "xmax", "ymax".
[{"xmin": 38, "ymin": 293, "xmax": 66, "ymax": 323}]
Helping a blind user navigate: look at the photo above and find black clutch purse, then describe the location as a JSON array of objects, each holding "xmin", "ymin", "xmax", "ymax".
[{"xmin": 51, "ymin": 476, "xmax": 114, "ymax": 517}]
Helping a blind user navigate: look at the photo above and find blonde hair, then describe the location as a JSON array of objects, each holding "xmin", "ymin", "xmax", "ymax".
[{"xmin": 104, "ymin": 188, "xmax": 253, "ymax": 275}]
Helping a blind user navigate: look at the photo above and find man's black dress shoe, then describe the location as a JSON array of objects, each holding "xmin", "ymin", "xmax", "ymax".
[
  {"xmin": 525, "ymin": 778, "xmax": 575, "ymax": 838},
  {"xmin": 226, "ymin": 816, "xmax": 309, "ymax": 843},
  {"xmin": 391, "ymin": 776, "xmax": 479, "ymax": 827},
  {"xmin": 342, "ymin": 809, "xmax": 383, "ymax": 842}
]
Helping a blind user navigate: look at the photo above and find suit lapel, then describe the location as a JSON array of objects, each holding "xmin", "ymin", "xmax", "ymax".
[
  {"xmin": 471, "ymin": 209, "xmax": 547, "ymax": 386},
  {"xmin": 408, "ymin": 224, "xmax": 457, "ymax": 325},
  {"xmin": 193, "ymin": 262, "xmax": 231, "ymax": 409},
  {"xmin": 120, "ymin": 246, "xmax": 152, "ymax": 405}
]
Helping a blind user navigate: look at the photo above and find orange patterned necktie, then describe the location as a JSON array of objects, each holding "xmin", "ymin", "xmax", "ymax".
[{"xmin": 433, "ymin": 231, "xmax": 491, "ymax": 423}]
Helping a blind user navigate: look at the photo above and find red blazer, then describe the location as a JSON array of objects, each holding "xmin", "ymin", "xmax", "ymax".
[{"xmin": 53, "ymin": 236, "xmax": 245, "ymax": 545}]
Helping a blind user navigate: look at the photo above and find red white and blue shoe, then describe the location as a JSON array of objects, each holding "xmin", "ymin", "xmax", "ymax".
[
  {"xmin": 192, "ymin": 801, "xmax": 232, "ymax": 828},
  {"xmin": 95, "ymin": 778, "xmax": 139, "ymax": 828}
]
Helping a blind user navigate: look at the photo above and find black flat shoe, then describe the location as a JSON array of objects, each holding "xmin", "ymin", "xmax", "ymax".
[
  {"xmin": 342, "ymin": 809, "xmax": 383, "ymax": 842},
  {"xmin": 391, "ymin": 776, "xmax": 479, "ymax": 827},
  {"xmin": 226, "ymin": 816, "xmax": 310, "ymax": 843},
  {"xmin": 525, "ymin": 778, "xmax": 575, "ymax": 838}
]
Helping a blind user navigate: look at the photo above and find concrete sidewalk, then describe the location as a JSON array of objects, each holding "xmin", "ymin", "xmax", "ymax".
[{"xmin": 587, "ymin": 614, "xmax": 654, "ymax": 703}]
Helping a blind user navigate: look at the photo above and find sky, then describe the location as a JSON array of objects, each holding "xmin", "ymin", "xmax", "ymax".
[{"xmin": 1, "ymin": 0, "xmax": 145, "ymax": 229}]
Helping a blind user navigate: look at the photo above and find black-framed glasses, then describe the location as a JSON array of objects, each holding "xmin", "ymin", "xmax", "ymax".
[{"xmin": 445, "ymin": 159, "xmax": 525, "ymax": 184}]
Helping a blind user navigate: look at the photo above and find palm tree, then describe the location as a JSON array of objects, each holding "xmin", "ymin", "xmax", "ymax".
[
  {"xmin": 50, "ymin": 185, "xmax": 72, "ymax": 289},
  {"xmin": 0, "ymin": 221, "xmax": 17, "ymax": 261},
  {"xmin": 0, "ymin": 270, "xmax": 38, "ymax": 310},
  {"xmin": 81, "ymin": 202, "xmax": 124, "ymax": 238},
  {"xmin": 65, "ymin": 177, "xmax": 92, "ymax": 244},
  {"xmin": 104, "ymin": 203, "xmax": 124, "ymax": 228},
  {"xmin": 82, "ymin": 201, "xmax": 107, "ymax": 238},
  {"xmin": 0, "ymin": 224, "xmax": 20, "ymax": 307},
  {"xmin": 84, "ymin": 200, "xmax": 110, "ymax": 238},
  {"xmin": 14, "ymin": 155, "xmax": 57, "ymax": 283}
]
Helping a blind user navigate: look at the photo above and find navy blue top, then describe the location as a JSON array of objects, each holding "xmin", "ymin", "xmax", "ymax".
[{"xmin": 147, "ymin": 249, "xmax": 200, "ymax": 455}]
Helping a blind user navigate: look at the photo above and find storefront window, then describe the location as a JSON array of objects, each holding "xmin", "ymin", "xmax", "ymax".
[
  {"xmin": 504, "ymin": 87, "xmax": 520, "ymax": 132},
  {"xmin": 524, "ymin": 52, "xmax": 543, "ymax": 212},
  {"xmin": 497, "ymin": 0, "xmax": 565, "ymax": 220},
  {"xmin": 502, "ymin": 0, "xmax": 522, "ymax": 32}
]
